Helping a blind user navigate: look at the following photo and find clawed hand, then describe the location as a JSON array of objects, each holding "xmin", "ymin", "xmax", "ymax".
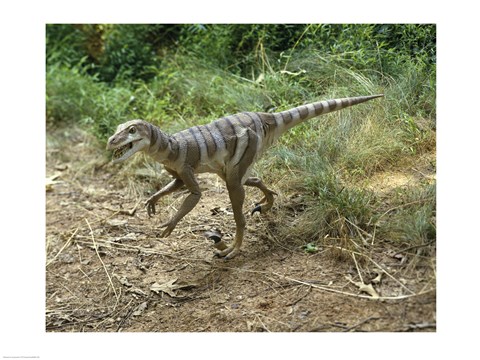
[
  {"xmin": 145, "ymin": 196, "xmax": 158, "ymax": 217},
  {"xmin": 158, "ymin": 220, "xmax": 176, "ymax": 238},
  {"xmin": 145, "ymin": 197, "xmax": 177, "ymax": 237}
]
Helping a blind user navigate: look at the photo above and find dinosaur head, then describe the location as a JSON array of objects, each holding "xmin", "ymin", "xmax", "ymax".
[{"xmin": 106, "ymin": 120, "xmax": 152, "ymax": 163}]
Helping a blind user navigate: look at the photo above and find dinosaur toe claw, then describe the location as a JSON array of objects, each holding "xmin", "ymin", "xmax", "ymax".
[{"xmin": 251, "ymin": 205, "xmax": 262, "ymax": 215}]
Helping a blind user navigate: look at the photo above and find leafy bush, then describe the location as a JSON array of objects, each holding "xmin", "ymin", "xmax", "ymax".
[
  {"xmin": 97, "ymin": 24, "xmax": 181, "ymax": 83},
  {"xmin": 46, "ymin": 24, "xmax": 90, "ymax": 67},
  {"xmin": 46, "ymin": 63, "xmax": 136, "ymax": 139}
]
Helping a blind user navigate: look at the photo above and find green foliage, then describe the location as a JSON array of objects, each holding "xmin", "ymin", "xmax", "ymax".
[
  {"xmin": 309, "ymin": 171, "xmax": 375, "ymax": 236},
  {"xmin": 97, "ymin": 24, "xmax": 180, "ymax": 83},
  {"xmin": 178, "ymin": 24, "xmax": 436, "ymax": 73},
  {"xmin": 46, "ymin": 24, "xmax": 183, "ymax": 83},
  {"xmin": 293, "ymin": 156, "xmax": 376, "ymax": 239},
  {"xmin": 46, "ymin": 24, "xmax": 90, "ymax": 67},
  {"xmin": 178, "ymin": 24, "xmax": 310, "ymax": 74},
  {"xmin": 147, "ymin": 54, "xmax": 270, "ymax": 121},
  {"xmin": 46, "ymin": 64, "xmax": 102, "ymax": 124},
  {"xmin": 306, "ymin": 24, "xmax": 435, "ymax": 70},
  {"xmin": 303, "ymin": 243, "xmax": 319, "ymax": 254},
  {"xmin": 46, "ymin": 63, "xmax": 136, "ymax": 139},
  {"xmin": 46, "ymin": 24, "xmax": 435, "ymax": 84},
  {"xmin": 377, "ymin": 184, "xmax": 436, "ymax": 248}
]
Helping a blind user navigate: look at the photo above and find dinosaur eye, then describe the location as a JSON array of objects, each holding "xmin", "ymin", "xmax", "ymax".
[{"xmin": 129, "ymin": 126, "xmax": 136, "ymax": 134}]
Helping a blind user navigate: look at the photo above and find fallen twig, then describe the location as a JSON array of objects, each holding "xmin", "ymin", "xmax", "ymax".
[
  {"xmin": 352, "ymin": 252, "xmax": 364, "ymax": 284},
  {"xmin": 103, "ymin": 199, "xmax": 142, "ymax": 216},
  {"xmin": 322, "ymin": 244, "xmax": 416, "ymax": 295},
  {"xmin": 344, "ymin": 217, "xmax": 371, "ymax": 245},
  {"xmin": 212, "ymin": 264, "xmax": 433, "ymax": 301},
  {"xmin": 375, "ymin": 197, "xmax": 435, "ymax": 223},
  {"xmin": 342, "ymin": 316, "xmax": 381, "ymax": 332},
  {"xmin": 85, "ymin": 218, "xmax": 119, "ymax": 305},
  {"xmin": 281, "ymin": 275, "xmax": 434, "ymax": 301},
  {"xmin": 401, "ymin": 321, "xmax": 436, "ymax": 331},
  {"xmin": 46, "ymin": 228, "xmax": 79, "ymax": 267},
  {"xmin": 345, "ymin": 274, "xmax": 379, "ymax": 298},
  {"xmin": 395, "ymin": 241, "xmax": 435, "ymax": 257}
]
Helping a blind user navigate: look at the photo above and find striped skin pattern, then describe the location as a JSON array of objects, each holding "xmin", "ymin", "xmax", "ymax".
[{"xmin": 107, "ymin": 94, "xmax": 383, "ymax": 259}]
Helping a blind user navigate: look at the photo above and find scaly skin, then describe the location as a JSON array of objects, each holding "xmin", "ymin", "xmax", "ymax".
[{"xmin": 107, "ymin": 94, "xmax": 384, "ymax": 259}]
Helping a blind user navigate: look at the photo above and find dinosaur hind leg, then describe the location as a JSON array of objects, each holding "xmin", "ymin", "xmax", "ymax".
[{"xmin": 244, "ymin": 177, "xmax": 277, "ymax": 215}]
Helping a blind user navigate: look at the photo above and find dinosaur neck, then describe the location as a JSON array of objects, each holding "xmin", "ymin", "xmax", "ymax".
[{"xmin": 146, "ymin": 123, "xmax": 171, "ymax": 160}]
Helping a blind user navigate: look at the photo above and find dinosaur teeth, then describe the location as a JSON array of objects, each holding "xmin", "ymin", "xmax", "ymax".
[{"xmin": 113, "ymin": 142, "xmax": 132, "ymax": 159}]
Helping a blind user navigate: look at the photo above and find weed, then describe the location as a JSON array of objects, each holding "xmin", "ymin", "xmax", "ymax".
[{"xmin": 376, "ymin": 183, "xmax": 436, "ymax": 250}]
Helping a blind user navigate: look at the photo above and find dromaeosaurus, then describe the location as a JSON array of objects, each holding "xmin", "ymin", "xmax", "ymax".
[{"xmin": 107, "ymin": 94, "xmax": 383, "ymax": 259}]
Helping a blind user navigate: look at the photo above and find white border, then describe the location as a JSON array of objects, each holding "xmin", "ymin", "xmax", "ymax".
[{"xmin": 2, "ymin": 1, "xmax": 478, "ymax": 359}]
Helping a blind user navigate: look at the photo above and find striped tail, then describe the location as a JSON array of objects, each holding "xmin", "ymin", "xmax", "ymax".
[{"xmin": 275, "ymin": 94, "xmax": 384, "ymax": 132}]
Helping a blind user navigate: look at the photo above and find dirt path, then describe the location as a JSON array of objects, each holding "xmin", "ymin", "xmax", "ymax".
[{"xmin": 46, "ymin": 128, "xmax": 436, "ymax": 332}]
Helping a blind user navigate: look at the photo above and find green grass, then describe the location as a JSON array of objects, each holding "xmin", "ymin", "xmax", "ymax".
[
  {"xmin": 46, "ymin": 64, "xmax": 136, "ymax": 137},
  {"xmin": 376, "ymin": 183, "xmax": 436, "ymax": 249}
]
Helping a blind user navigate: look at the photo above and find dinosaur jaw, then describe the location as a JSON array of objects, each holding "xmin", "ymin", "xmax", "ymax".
[{"xmin": 111, "ymin": 139, "xmax": 142, "ymax": 163}]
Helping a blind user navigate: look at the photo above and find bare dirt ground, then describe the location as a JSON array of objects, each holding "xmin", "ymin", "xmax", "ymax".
[{"xmin": 46, "ymin": 127, "xmax": 436, "ymax": 332}]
